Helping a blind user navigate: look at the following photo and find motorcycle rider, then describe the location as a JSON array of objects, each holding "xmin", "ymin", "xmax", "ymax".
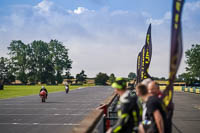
[
  {"xmin": 65, "ymin": 84, "xmax": 69, "ymax": 93},
  {"xmin": 39, "ymin": 86, "xmax": 48, "ymax": 98}
]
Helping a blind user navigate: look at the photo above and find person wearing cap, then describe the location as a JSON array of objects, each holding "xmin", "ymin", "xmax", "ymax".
[{"xmin": 106, "ymin": 77, "xmax": 142, "ymax": 133}]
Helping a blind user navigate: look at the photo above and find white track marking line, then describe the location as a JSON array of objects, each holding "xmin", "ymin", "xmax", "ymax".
[{"xmin": 0, "ymin": 123, "xmax": 80, "ymax": 126}]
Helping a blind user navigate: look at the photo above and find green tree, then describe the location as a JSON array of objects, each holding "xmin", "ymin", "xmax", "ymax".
[
  {"xmin": 29, "ymin": 40, "xmax": 53, "ymax": 84},
  {"xmin": 64, "ymin": 71, "xmax": 74, "ymax": 79},
  {"xmin": 128, "ymin": 72, "xmax": 136, "ymax": 80},
  {"xmin": 49, "ymin": 40, "xmax": 72, "ymax": 84},
  {"xmin": 7, "ymin": 40, "xmax": 73, "ymax": 84},
  {"xmin": 0, "ymin": 57, "xmax": 7, "ymax": 84},
  {"xmin": 109, "ymin": 73, "xmax": 115, "ymax": 84},
  {"xmin": 160, "ymin": 77, "xmax": 166, "ymax": 80},
  {"xmin": 151, "ymin": 76, "xmax": 159, "ymax": 80},
  {"xmin": 8, "ymin": 40, "xmax": 29, "ymax": 84},
  {"xmin": 95, "ymin": 72, "xmax": 109, "ymax": 85},
  {"xmin": 177, "ymin": 73, "xmax": 197, "ymax": 85},
  {"xmin": 185, "ymin": 44, "xmax": 200, "ymax": 81},
  {"xmin": 0, "ymin": 57, "xmax": 15, "ymax": 84},
  {"xmin": 76, "ymin": 70, "xmax": 87, "ymax": 84}
]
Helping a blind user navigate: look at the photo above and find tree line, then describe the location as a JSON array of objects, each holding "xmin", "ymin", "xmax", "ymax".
[
  {"xmin": 0, "ymin": 40, "xmax": 72, "ymax": 85},
  {"xmin": 1, "ymin": 41, "xmax": 199, "ymax": 86},
  {"xmin": 177, "ymin": 44, "xmax": 200, "ymax": 85}
]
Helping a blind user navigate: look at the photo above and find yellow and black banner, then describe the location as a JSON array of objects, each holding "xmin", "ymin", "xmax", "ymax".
[
  {"xmin": 162, "ymin": 0, "xmax": 184, "ymax": 109},
  {"xmin": 137, "ymin": 24, "xmax": 152, "ymax": 83},
  {"xmin": 136, "ymin": 52, "xmax": 141, "ymax": 83}
]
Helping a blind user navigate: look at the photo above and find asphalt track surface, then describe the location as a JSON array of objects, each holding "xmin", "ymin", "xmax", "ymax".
[
  {"xmin": 0, "ymin": 86, "xmax": 113, "ymax": 133},
  {"xmin": 1, "ymin": 87, "xmax": 200, "ymax": 133},
  {"xmin": 173, "ymin": 91, "xmax": 200, "ymax": 133}
]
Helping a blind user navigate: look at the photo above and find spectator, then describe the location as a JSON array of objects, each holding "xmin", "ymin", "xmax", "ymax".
[
  {"xmin": 140, "ymin": 78, "xmax": 153, "ymax": 121},
  {"xmin": 148, "ymin": 81, "xmax": 173, "ymax": 133},
  {"xmin": 136, "ymin": 84, "xmax": 167, "ymax": 133},
  {"xmin": 148, "ymin": 81, "xmax": 163, "ymax": 98},
  {"xmin": 141, "ymin": 78, "xmax": 153, "ymax": 87}
]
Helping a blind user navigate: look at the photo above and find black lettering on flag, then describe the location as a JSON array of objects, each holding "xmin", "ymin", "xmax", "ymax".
[{"xmin": 137, "ymin": 52, "xmax": 141, "ymax": 83}]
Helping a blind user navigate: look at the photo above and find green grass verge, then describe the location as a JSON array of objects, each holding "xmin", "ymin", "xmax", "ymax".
[{"xmin": 0, "ymin": 84, "xmax": 94, "ymax": 99}]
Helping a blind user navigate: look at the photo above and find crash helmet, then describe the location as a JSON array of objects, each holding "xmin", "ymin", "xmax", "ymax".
[{"xmin": 111, "ymin": 77, "xmax": 127, "ymax": 90}]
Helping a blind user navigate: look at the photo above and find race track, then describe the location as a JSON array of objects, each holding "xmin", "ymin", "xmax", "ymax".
[
  {"xmin": 173, "ymin": 91, "xmax": 200, "ymax": 133},
  {"xmin": 0, "ymin": 87, "xmax": 200, "ymax": 133},
  {"xmin": 0, "ymin": 86, "xmax": 113, "ymax": 133}
]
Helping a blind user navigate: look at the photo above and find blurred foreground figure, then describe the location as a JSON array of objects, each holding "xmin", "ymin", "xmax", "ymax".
[
  {"xmin": 141, "ymin": 78, "xmax": 152, "ymax": 87},
  {"xmin": 136, "ymin": 84, "xmax": 167, "ymax": 133},
  {"xmin": 141, "ymin": 78, "xmax": 153, "ymax": 121},
  {"xmin": 107, "ymin": 77, "xmax": 142, "ymax": 133},
  {"xmin": 148, "ymin": 81, "xmax": 163, "ymax": 98}
]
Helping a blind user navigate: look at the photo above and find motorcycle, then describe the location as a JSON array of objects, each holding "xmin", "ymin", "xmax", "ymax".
[
  {"xmin": 40, "ymin": 90, "xmax": 47, "ymax": 102},
  {"xmin": 65, "ymin": 85, "xmax": 69, "ymax": 94}
]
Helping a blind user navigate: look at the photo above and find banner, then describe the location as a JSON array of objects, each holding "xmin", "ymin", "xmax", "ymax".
[
  {"xmin": 162, "ymin": 0, "xmax": 184, "ymax": 108},
  {"xmin": 144, "ymin": 23, "xmax": 152, "ymax": 72},
  {"xmin": 137, "ymin": 24, "xmax": 152, "ymax": 83},
  {"xmin": 136, "ymin": 52, "xmax": 141, "ymax": 83}
]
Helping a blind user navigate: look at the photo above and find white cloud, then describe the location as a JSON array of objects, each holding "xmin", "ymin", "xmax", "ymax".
[
  {"xmin": 110, "ymin": 10, "xmax": 129, "ymax": 16},
  {"xmin": 0, "ymin": 26, "xmax": 7, "ymax": 32},
  {"xmin": 146, "ymin": 11, "xmax": 171, "ymax": 25},
  {"xmin": 74, "ymin": 7, "xmax": 88, "ymax": 14},
  {"xmin": 185, "ymin": 1, "xmax": 200, "ymax": 11},
  {"xmin": 67, "ymin": 7, "xmax": 95, "ymax": 15},
  {"xmin": 141, "ymin": 11, "xmax": 151, "ymax": 18},
  {"xmin": 34, "ymin": 0, "xmax": 53, "ymax": 15}
]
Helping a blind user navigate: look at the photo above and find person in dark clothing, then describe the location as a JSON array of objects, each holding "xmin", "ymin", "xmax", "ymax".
[
  {"xmin": 39, "ymin": 86, "xmax": 48, "ymax": 97},
  {"xmin": 146, "ymin": 96, "xmax": 167, "ymax": 133},
  {"xmin": 106, "ymin": 77, "xmax": 142, "ymax": 133},
  {"xmin": 136, "ymin": 84, "xmax": 167, "ymax": 133},
  {"xmin": 148, "ymin": 81, "xmax": 173, "ymax": 133}
]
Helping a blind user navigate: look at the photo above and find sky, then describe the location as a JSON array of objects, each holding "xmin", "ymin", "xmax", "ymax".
[{"xmin": 0, "ymin": 0, "xmax": 200, "ymax": 78}]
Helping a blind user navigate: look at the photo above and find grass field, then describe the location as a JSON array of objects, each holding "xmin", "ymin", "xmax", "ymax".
[{"xmin": 0, "ymin": 84, "xmax": 94, "ymax": 99}]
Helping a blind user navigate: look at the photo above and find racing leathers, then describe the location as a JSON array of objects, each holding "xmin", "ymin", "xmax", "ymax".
[
  {"xmin": 111, "ymin": 90, "xmax": 142, "ymax": 133},
  {"xmin": 39, "ymin": 87, "xmax": 48, "ymax": 97}
]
